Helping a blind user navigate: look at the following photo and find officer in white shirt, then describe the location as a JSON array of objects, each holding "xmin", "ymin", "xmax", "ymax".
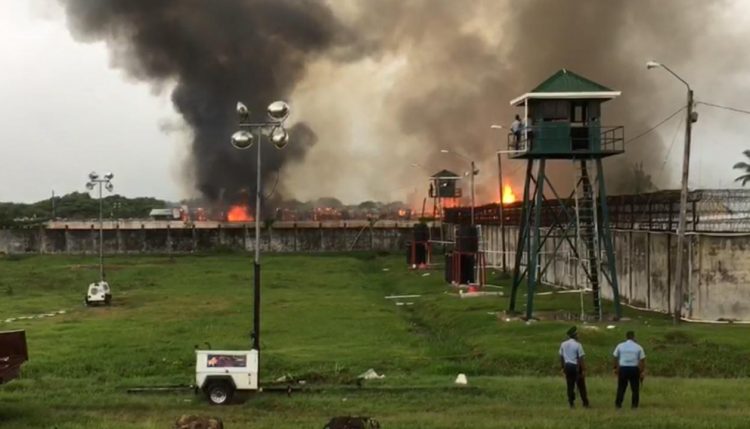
[
  {"xmin": 613, "ymin": 330, "xmax": 646, "ymax": 408},
  {"xmin": 559, "ymin": 326, "xmax": 589, "ymax": 408}
]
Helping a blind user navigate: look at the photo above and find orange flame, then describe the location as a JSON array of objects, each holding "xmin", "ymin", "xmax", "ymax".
[
  {"xmin": 226, "ymin": 205, "xmax": 254, "ymax": 222},
  {"xmin": 502, "ymin": 185, "xmax": 517, "ymax": 204}
]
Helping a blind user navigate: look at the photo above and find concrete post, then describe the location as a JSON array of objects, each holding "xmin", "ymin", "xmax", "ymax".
[
  {"xmin": 38, "ymin": 226, "xmax": 46, "ymax": 254},
  {"xmin": 319, "ymin": 223, "xmax": 324, "ymax": 251},
  {"xmin": 244, "ymin": 225, "xmax": 250, "ymax": 252},
  {"xmin": 116, "ymin": 224, "xmax": 123, "ymax": 254},
  {"xmin": 141, "ymin": 224, "xmax": 147, "ymax": 253},
  {"xmin": 293, "ymin": 223, "xmax": 298, "ymax": 252},
  {"xmin": 166, "ymin": 225, "xmax": 173, "ymax": 254},
  {"xmin": 189, "ymin": 225, "xmax": 196, "ymax": 252}
]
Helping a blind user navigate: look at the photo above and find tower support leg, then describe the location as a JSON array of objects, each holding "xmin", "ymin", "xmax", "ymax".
[
  {"xmin": 510, "ymin": 159, "xmax": 534, "ymax": 313},
  {"xmin": 596, "ymin": 159, "xmax": 622, "ymax": 319},
  {"xmin": 525, "ymin": 160, "xmax": 546, "ymax": 320}
]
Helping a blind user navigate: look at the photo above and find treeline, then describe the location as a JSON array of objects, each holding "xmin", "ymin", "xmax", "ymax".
[{"xmin": 0, "ymin": 192, "xmax": 168, "ymax": 227}]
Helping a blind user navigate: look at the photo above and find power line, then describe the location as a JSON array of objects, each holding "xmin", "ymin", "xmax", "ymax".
[
  {"xmin": 697, "ymin": 101, "xmax": 750, "ymax": 116},
  {"xmin": 625, "ymin": 105, "xmax": 686, "ymax": 145}
]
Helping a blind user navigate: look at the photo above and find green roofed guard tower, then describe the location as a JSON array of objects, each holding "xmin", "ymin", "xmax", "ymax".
[{"xmin": 507, "ymin": 69, "xmax": 623, "ymax": 320}]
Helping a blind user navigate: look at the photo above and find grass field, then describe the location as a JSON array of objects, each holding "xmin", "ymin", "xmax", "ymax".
[{"xmin": 1, "ymin": 252, "xmax": 750, "ymax": 428}]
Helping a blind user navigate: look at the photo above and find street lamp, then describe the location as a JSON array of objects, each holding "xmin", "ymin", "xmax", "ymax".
[
  {"xmin": 647, "ymin": 60, "xmax": 697, "ymax": 324},
  {"xmin": 85, "ymin": 171, "xmax": 114, "ymax": 306},
  {"xmin": 441, "ymin": 149, "xmax": 478, "ymax": 225},
  {"xmin": 231, "ymin": 100, "xmax": 291, "ymax": 366},
  {"xmin": 491, "ymin": 124, "xmax": 508, "ymax": 272}
]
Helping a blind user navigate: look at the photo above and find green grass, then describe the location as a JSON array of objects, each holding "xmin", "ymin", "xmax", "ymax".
[{"xmin": 1, "ymin": 253, "xmax": 750, "ymax": 428}]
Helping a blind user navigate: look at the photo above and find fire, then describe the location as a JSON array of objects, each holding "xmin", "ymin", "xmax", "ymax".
[
  {"xmin": 502, "ymin": 185, "xmax": 517, "ymax": 204},
  {"xmin": 226, "ymin": 205, "xmax": 253, "ymax": 222}
]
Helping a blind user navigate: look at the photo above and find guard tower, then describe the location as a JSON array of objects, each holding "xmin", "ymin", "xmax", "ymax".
[
  {"xmin": 429, "ymin": 169, "xmax": 462, "ymax": 218},
  {"xmin": 507, "ymin": 69, "xmax": 624, "ymax": 320}
]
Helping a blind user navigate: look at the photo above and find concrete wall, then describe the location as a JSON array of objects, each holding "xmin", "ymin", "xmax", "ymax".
[
  {"xmin": 0, "ymin": 222, "xmax": 412, "ymax": 255},
  {"xmin": 477, "ymin": 224, "xmax": 750, "ymax": 321}
]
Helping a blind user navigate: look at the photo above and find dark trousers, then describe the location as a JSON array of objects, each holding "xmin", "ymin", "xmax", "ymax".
[
  {"xmin": 615, "ymin": 366, "xmax": 641, "ymax": 408},
  {"xmin": 564, "ymin": 363, "xmax": 589, "ymax": 407}
]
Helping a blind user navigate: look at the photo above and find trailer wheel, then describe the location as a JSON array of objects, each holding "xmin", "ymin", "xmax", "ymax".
[
  {"xmin": 104, "ymin": 295, "xmax": 112, "ymax": 306},
  {"xmin": 206, "ymin": 381, "xmax": 234, "ymax": 405},
  {"xmin": 84, "ymin": 296, "xmax": 91, "ymax": 306}
]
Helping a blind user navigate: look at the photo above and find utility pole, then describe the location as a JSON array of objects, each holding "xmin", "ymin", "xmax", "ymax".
[
  {"xmin": 470, "ymin": 160, "xmax": 476, "ymax": 226},
  {"xmin": 497, "ymin": 152, "xmax": 507, "ymax": 272},
  {"xmin": 647, "ymin": 60, "xmax": 695, "ymax": 325},
  {"xmin": 673, "ymin": 88, "xmax": 694, "ymax": 324}
]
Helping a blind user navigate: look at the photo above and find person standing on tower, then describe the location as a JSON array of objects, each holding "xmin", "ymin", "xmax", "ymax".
[
  {"xmin": 511, "ymin": 114, "xmax": 522, "ymax": 147},
  {"xmin": 559, "ymin": 326, "xmax": 589, "ymax": 409}
]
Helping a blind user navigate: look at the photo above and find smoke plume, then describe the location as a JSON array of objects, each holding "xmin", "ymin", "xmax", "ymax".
[
  {"xmin": 59, "ymin": 0, "xmax": 750, "ymax": 206},
  {"xmin": 60, "ymin": 0, "xmax": 351, "ymax": 206}
]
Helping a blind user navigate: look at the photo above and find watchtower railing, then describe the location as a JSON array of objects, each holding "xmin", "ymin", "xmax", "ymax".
[{"xmin": 506, "ymin": 125, "xmax": 624, "ymax": 157}]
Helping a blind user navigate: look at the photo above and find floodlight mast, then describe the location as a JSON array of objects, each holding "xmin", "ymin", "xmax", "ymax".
[
  {"xmin": 85, "ymin": 171, "xmax": 114, "ymax": 282},
  {"xmin": 231, "ymin": 100, "xmax": 290, "ymax": 383}
]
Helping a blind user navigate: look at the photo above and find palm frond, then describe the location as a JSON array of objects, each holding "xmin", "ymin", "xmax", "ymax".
[{"xmin": 735, "ymin": 175, "xmax": 750, "ymax": 186}]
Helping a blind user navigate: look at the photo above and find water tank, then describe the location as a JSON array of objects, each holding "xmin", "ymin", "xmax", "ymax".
[
  {"xmin": 413, "ymin": 223, "xmax": 429, "ymax": 242},
  {"xmin": 455, "ymin": 225, "xmax": 478, "ymax": 253},
  {"xmin": 444, "ymin": 252, "xmax": 453, "ymax": 283}
]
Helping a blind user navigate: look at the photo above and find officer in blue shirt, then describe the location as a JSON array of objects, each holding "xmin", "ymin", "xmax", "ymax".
[
  {"xmin": 559, "ymin": 326, "xmax": 589, "ymax": 408},
  {"xmin": 613, "ymin": 330, "xmax": 646, "ymax": 408}
]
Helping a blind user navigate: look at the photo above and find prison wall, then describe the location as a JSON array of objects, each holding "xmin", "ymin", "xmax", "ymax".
[
  {"xmin": 476, "ymin": 224, "xmax": 750, "ymax": 322},
  {"xmin": 0, "ymin": 221, "xmax": 412, "ymax": 255}
]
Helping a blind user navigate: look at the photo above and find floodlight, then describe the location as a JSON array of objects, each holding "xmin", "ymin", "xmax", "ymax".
[
  {"xmin": 104, "ymin": 172, "xmax": 114, "ymax": 180},
  {"xmin": 231, "ymin": 130, "xmax": 254, "ymax": 150},
  {"xmin": 236, "ymin": 101, "xmax": 250, "ymax": 121},
  {"xmin": 646, "ymin": 60, "xmax": 661, "ymax": 70},
  {"xmin": 270, "ymin": 126, "xmax": 289, "ymax": 149},
  {"xmin": 105, "ymin": 182, "xmax": 114, "ymax": 192},
  {"xmin": 86, "ymin": 182, "xmax": 95, "ymax": 191},
  {"xmin": 89, "ymin": 171, "xmax": 99, "ymax": 181},
  {"xmin": 267, "ymin": 101, "xmax": 290, "ymax": 122}
]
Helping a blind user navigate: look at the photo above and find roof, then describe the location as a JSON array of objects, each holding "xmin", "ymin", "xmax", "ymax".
[
  {"xmin": 149, "ymin": 208, "xmax": 176, "ymax": 216},
  {"xmin": 431, "ymin": 169, "xmax": 460, "ymax": 179},
  {"xmin": 511, "ymin": 69, "xmax": 621, "ymax": 106}
]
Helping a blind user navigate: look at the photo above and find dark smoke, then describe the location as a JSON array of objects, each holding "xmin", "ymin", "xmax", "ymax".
[
  {"xmin": 344, "ymin": 0, "xmax": 739, "ymax": 199},
  {"xmin": 60, "ymin": 0, "xmax": 748, "ymax": 205},
  {"xmin": 60, "ymin": 0, "xmax": 346, "ymax": 205}
]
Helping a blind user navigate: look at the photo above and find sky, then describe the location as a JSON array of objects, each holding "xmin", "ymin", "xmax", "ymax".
[
  {"xmin": 0, "ymin": 1, "xmax": 185, "ymax": 203},
  {"xmin": 2, "ymin": 1, "xmax": 750, "ymax": 204}
]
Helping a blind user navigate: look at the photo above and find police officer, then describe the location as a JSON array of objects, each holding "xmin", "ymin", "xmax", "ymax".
[
  {"xmin": 559, "ymin": 326, "xmax": 589, "ymax": 408},
  {"xmin": 613, "ymin": 330, "xmax": 646, "ymax": 409}
]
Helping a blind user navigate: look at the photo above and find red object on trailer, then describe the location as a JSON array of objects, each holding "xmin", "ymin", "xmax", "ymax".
[{"xmin": 0, "ymin": 330, "xmax": 28, "ymax": 385}]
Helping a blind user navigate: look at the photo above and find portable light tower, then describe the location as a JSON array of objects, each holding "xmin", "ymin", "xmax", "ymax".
[{"xmin": 507, "ymin": 69, "xmax": 624, "ymax": 320}]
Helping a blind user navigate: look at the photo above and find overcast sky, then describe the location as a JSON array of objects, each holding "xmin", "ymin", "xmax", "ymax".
[
  {"xmin": 0, "ymin": 1, "xmax": 185, "ymax": 203},
  {"xmin": 2, "ymin": 1, "xmax": 750, "ymax": 204}
]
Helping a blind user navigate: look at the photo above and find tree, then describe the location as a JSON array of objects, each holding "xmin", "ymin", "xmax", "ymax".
[{"xmin": 733, "ymin": 150, "xmax": 750, "ymax": 186}]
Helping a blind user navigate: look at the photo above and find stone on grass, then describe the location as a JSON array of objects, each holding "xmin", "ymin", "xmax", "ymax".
[{"xmin": 174, "ymin": 414, "xmax": 223, "ymax": 429}]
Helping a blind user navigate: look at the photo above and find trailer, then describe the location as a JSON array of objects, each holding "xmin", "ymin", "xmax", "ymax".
[
  {"xmin": 195, "ymin": 349, "xmax": 258, "ymax": 405},
  {"xmin": 0, "ymin": 330, "xmax": 28, "ymax": 385}
]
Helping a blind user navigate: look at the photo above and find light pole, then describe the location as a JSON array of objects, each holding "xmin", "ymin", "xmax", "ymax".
[
  {"xmin": 86, "ymin": 171, "xmax": 114, "ymax": 283},
  {"xmin": 491, "ymin": 124, "xmax": 507, "ymax": 272},
  {"xmin": 441, "ymin": 149, "xmax": 478, "ymax": 225},
  {"xmin": 647, "ymin": 60, "xmax": 697, "ymax": 324},
  {"xmin": 230, "ymin": 100, "xmax": 290, "ymax": 360}
]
